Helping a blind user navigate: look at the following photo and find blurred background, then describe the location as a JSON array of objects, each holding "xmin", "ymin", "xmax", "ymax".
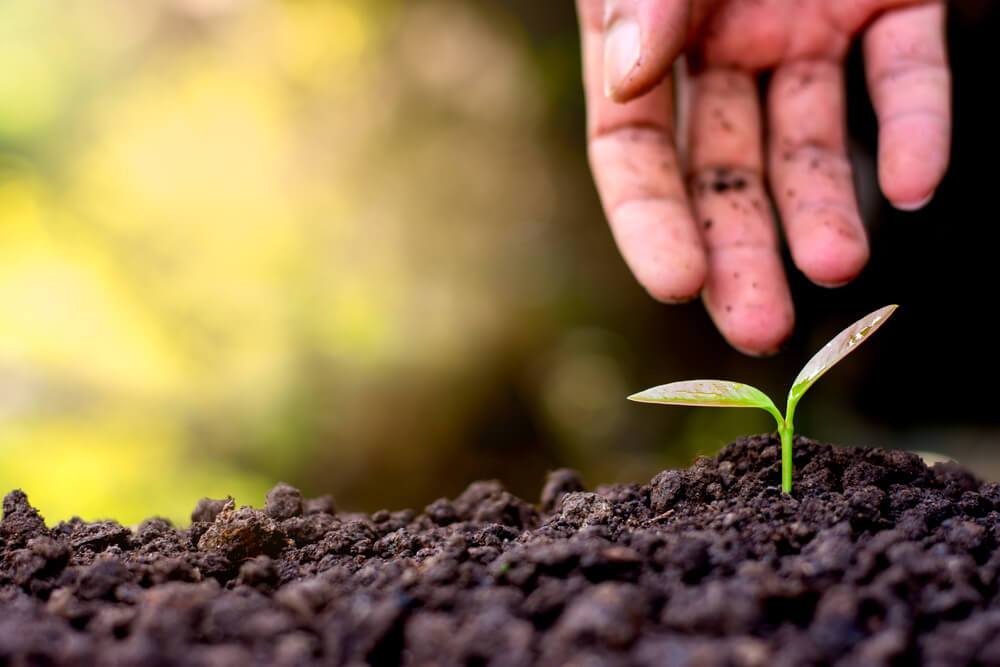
[{"xmin": 0, "ymin": 0, "xmax": 997, "ymax": 525}]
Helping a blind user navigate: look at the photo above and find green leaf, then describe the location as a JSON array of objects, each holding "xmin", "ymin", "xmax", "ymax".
[
  {"xmin": 788, "ymin": 304, "xmax": 898, "ymax": 406},
  {"xmin": 629, "ymin": 380, "xmax": 782, "ymax": 422}
]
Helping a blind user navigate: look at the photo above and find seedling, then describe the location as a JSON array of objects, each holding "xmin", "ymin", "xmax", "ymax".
[{"xmin": 629, "ymin": 305, "xmax": 897, "ymax": 494}]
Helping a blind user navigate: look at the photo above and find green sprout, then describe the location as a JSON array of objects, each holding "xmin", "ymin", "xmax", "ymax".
[{"xmin": 629, "ymin": 305, "xmax": 898, "ymax": 494}]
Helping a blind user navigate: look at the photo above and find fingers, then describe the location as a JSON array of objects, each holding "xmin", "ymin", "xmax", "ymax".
[
  {"xmin": 864, "ymin": 3, "xmax": 950, "ymax": 210},
  {"xmin": 578, "ymin": 0, "xmax": 707, "ymax": 303},
  {"xmin": 832, "ymin": 0, "xmax": 937, "ymax": 35},
  {"xmin": 591, "ymin": 0, "xmax": 692, "ymax": 101},
  {"xmin": 768, "ymin": 60, "xmax": 870, "ymax": 287},
  {"xmin": 688, "ymin": 68, "xmax": 794, "ymax": 355}
]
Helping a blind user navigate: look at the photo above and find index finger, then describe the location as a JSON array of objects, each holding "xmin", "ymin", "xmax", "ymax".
[
  {"xmin": 578, "ymin": 0, "xmax": 706, "ymax": 302},
  {"xmin": 601, "ymin": 0, "xmax": 693, "ymax": 101}
]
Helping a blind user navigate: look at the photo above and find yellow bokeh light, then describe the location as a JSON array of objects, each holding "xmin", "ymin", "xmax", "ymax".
[{"xmin": 0, "ymin": 0, "xmax": 563, "ymax": 522}]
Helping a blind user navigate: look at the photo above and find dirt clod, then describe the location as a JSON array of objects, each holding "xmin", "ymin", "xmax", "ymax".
[
  {"xmin": 196, "ymin": 505, "xmax": 287, "ymax": 565},
  {"xmin": 3, "ymin": 435, "xmax": 1000, "ymax": 665},
  {"xmin": 191, "ymin": 497, "xmax": 232, "ymax": 524},
  {"xmin": 1, "ymin": 489, "xmax": 47, "ymax": 548},
  {"xmin": 265, "ymin": 483, "xmax": 304, "ymax": 520},
  {"xmin": 540, "ymin": 469, "xmax": 583, "ymax": 513}
]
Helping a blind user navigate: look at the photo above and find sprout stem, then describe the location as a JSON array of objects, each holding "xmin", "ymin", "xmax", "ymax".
[
  {"xmin": 779, "ymin": 421, "xmax": 793, "ymax": 495},
  {"xmin": 780, "ymin": 399, "xmax": 800, "ymax": 495}
]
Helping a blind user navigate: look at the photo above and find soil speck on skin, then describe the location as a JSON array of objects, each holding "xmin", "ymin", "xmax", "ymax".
[
  {"xmin": 3, "ymin": 436, "xmax": 1000, "ymax": 666},
  {"xmin": 712, "ymin": 175, "xmax": 747, "ymax": 194},
  {"xmin": 697, "ymin": 168, "xmax": 749, "ymax": 195}
]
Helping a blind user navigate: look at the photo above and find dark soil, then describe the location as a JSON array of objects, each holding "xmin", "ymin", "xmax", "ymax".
[{"xmin": 4, "ymin": 435, "xmax": 1000, "ymax": 666}]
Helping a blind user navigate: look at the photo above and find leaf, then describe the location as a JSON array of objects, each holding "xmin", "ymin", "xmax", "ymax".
[
  {"xmin": 629, "ymin": 380, "xmax": 781, "ymax": 421},
  {"xmin": 789, "ymin": 304, "xmax": 898, "ymax": 405}
]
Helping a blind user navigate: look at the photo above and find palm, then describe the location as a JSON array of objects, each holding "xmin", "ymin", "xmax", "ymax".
[
  {"xmin": 577, "ymin": 0, "xmax": 949, "ymax": 354},
  {"xmin": 694, "ymin": 0, "xmax": 871, "ymax": 69}
]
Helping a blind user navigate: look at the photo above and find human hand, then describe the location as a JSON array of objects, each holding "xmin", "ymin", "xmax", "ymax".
[{"xmin": 577, "ymin": 0, "xmax": 950, "ymax": 354}]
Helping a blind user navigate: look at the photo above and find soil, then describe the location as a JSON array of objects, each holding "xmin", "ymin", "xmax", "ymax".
[{"xmin": 4, "ymin": 435, "xmax": 1000, "ymax": 666}]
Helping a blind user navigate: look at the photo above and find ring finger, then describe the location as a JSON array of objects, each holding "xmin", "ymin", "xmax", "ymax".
[{"xmin": 687, "ymin": 67, "xmax": 794, "ymax": 355}]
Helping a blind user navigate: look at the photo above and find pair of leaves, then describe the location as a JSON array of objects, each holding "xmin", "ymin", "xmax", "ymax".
[{"xmin": 629, "ymin": 305, "xmax": 898, "ymax": 420}]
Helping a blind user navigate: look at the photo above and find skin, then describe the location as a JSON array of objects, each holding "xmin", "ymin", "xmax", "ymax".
[{"xmin": 577, "ymin": 0, "xmax": 950, "ymax": 354}]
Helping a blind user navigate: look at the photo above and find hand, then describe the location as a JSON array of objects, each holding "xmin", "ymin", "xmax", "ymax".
[{"xmin": 577, "ymin": 0, "xmax": 950, "ymax": 354}]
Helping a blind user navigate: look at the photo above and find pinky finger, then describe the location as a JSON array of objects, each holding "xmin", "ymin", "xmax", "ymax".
[{"xmin": 864, "ymin": 2, "xmax": 951, "ymax": 210}]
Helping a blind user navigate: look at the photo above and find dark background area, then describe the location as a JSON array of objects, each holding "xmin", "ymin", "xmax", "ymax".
[{"xmin": 453, "ymin": 0, "xmax": 1000, "ymax": 486}]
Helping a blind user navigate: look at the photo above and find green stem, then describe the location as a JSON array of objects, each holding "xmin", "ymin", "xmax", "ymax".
[
  {"xmin": 779, "ymin": 421, "xmax": 793, "ymax": 494},
  {"xmin": 779, "ymin": 398, "xmax": 799, "ymax": 495}
]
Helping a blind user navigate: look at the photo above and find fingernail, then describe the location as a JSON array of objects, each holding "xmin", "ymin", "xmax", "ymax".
[
  {"xmin": 893, "ymin": 190, "xmax": 935, "ymax": 212},
  {"xmin": 603, "ymin": 18, "xmax": 640, "ymax": 99}
]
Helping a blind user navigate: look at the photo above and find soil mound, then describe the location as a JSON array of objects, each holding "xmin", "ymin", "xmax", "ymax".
[{"xmin": 3, "ymin": 435, "xmax": 1000, "ymax": 666}]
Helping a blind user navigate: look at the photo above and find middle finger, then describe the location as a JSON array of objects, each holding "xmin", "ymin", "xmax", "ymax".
[{"xmin": 687, "ymin": 67, "xmax": 794, "ymax": 355}]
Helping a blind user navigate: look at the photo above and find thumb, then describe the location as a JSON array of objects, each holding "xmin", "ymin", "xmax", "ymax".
[{"xmin": 604, "ymin": 0, "xmax": 692, "ymax": 102}]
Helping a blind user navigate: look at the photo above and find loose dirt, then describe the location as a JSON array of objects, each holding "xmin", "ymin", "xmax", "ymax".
[{"xmin": 4, "ymin": 435, "xmax": 1000, "ymax": 666}]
